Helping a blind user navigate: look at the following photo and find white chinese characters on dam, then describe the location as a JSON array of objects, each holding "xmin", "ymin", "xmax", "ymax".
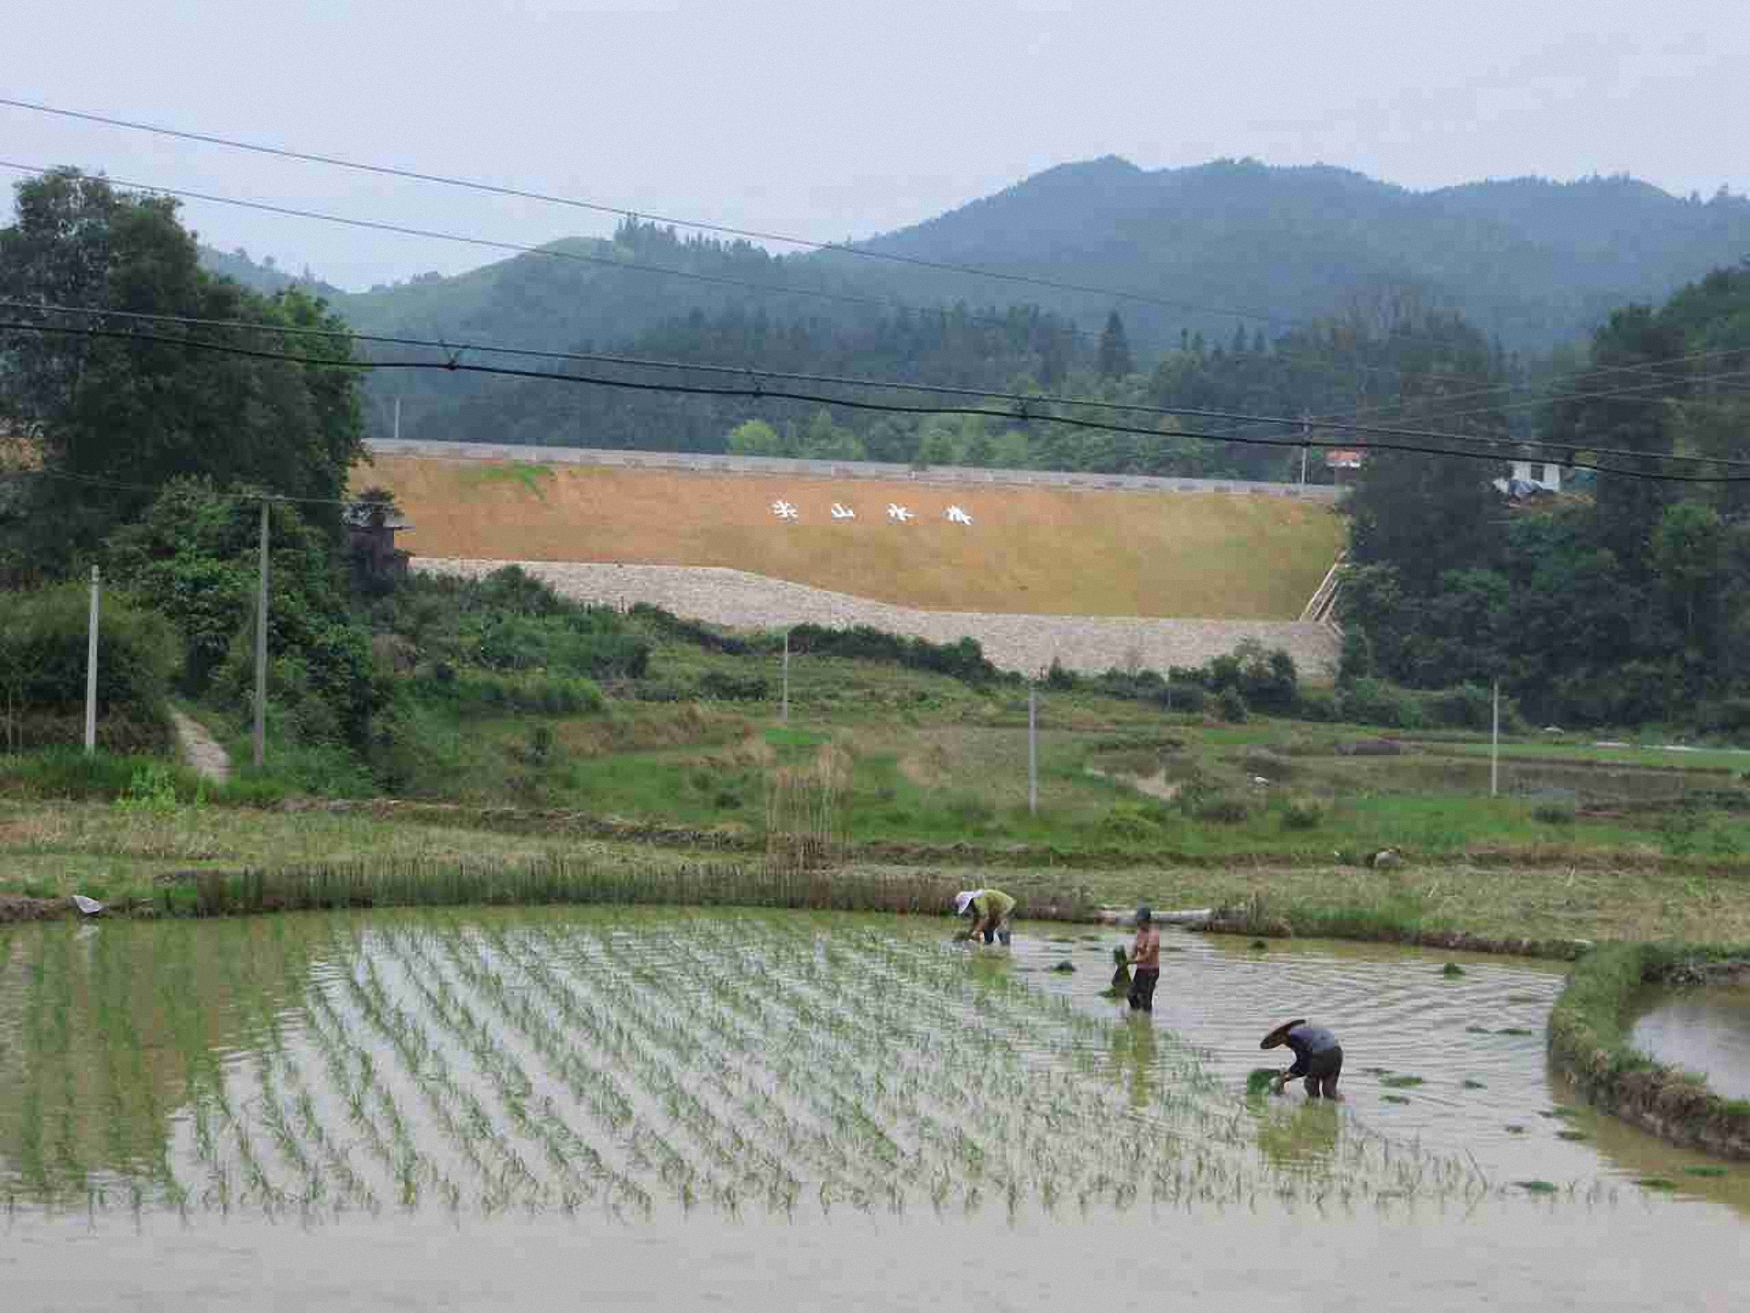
[{"xmin": 767, "ymin": 498, "xmax": 974, "ymax": 524}]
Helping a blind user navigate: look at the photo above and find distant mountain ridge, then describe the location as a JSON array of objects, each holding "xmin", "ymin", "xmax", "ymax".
[
  {"xmin": 191, "ymin": 156, "xmax": 1750, "ymax": 444},
  {"xmin": 854, "ymin": 157, "xmax": 1750, "ymax": 349}
]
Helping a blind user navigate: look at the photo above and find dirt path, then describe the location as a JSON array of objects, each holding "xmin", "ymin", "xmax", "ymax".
[{"xmin": 170, "ymin": 710, "xmax": 232, "ymax": 785}]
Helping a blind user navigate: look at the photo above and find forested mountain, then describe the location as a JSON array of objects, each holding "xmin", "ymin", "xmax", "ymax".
[
  {"xmin": 291, "ymin": 157, "xmax": 1750, "ymax": 449},
  {"xmin": 197, "ymin": 245, "xmax": 346, "ymax": 301},
  {"xmin": 857, "ymin": 158, "xmax": 1750, "ymax": 352}
]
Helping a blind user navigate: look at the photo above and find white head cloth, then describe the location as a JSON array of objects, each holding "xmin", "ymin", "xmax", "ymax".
[{"xmin": 954, "ymin": 890, "xmax": 983, "ymax": 916}]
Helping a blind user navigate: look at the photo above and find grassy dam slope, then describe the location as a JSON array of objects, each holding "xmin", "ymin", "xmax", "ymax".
[{"xmin": 364, "ymin": 454, "xmax": 1345, "ymax": 620}]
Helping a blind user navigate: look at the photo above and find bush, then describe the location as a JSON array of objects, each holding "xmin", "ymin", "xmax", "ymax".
[
  {"xmin": 786, "ymin": 623, "xmax": 1001, "ymax": 685},
  {"xmin": 1192, "ymin": 792, "xmax": 1251, "ymax": 824},
  {"xmin": 1696, "ymin": 696, "xmax": 1750, "ymax": 736},
  {"xmin": 0, "ymin": 747, "xmax": 191, "ymax": 800},
  {"xmin": 1101, "ymin": 802, "xmax": 1166, "ymax": 843},
  {"xmin": 1296, "ymin": 688, "xmax": 1339, "ymax": 722},
  {"xmin": 697, "ymin": 670, "xmax": 769, "ymax": 702},
  {"xmin": 1164, "ymin": 682, "xmax": 1208, "ymax": 714},
  {"xmin": 1533, "ymin": 802, "xmax": 1577, "ymax": 825},
  {"xmin": 1217, "ymin": 687, "xmax": 1249, "ymax": 723},
  {"xmin": 1043, "ymin": 658, "xmax": 1076, "ymax": 691},
  {"xmin": 1093, "ymin": 668, "xmax": 1166, "ymax": 703},
  {"xmin": 1338, "ymin": 677, "xmax": 1424, "ymax": 729},
  {"xmin": 1279, "ymin": 797, "xmax": 1325, "ymax": 830},
  {"xmin": 627, "ymin": 604, "xmax": 757, "ymax": 655},
  {"xmin": 0, "ymin": 584, "xmax": 177, "ymax": 752}
]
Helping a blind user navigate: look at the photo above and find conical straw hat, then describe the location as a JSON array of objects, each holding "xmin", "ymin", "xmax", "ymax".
[{"xmin": 1260, "ymin": 1018, "xmax": 1309, "ymax": 1050}]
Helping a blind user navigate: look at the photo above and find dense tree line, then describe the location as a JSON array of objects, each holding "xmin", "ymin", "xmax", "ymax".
[
  {"xmin": 1340, "ymin": 265, "xmax": 1750, "ymax": 729},
  {"xmin": 0, "ymin": 170, "xmax": 365, "ymax": 580}
]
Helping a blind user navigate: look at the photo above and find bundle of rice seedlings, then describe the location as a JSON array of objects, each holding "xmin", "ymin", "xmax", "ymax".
[
  {"xmin": 1100, "ymin": 946, "xmax": 1132, "ymax": 998},
  {"xmin": 1246, "ymin": 1069, "xmax": 1281, "ymax": 1097}
]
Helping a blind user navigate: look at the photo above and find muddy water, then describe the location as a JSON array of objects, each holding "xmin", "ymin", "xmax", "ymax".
[
  {"xmin": 1630, "ymin": 983, "xmax": 1750, "ymax": 1103},
  {"xmin": 1, "ymin": 911, "xmax": 1746, "ymax": 1311}
]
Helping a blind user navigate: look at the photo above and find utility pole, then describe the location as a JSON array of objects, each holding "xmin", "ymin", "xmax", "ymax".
[
  {"xmin": 254, "ymin": 500, "xmax": 270, "ymax": 769},
  {"xmin": 1490, "ymin": 679, "xmax": 1500, "ymax": 799},
  {"xmin": 84, "ymin": 566, "xmax": 99, "ymax": 754},
  {"xmin": 781, "ymin": 629, "xmax": 790, "ymax": 724},
  {"xmin": 1027, "ymin": 682, "xmax": 1038, "ymax": 816},
  {"xmin": 1300, "ymin": 445, "xmax": 1309, "ymax": 486},
  {"xmin": 393, "ymin": 395, "xmax": 401, "ymax": 442}
]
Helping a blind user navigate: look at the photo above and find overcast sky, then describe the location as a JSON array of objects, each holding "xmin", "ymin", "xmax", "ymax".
[{"xmin": 3, "ymin": 0, "xmax": 1744, "ymax": 291}]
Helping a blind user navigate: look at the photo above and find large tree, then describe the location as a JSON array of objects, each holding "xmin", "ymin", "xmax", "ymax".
[
  {"xmin": 0, "ymin": 169, "xmax": 365, "ymax": 573},
  {"xmin": 1546, "ymin": 304, "xmax": 1687, "ymax": 570}
]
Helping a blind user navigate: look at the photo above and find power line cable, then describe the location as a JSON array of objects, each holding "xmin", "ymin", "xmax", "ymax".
[
  {"xmin": 11, "ymin": 299, "xmax": 1750, "ymax": 469},
  {"xmin": 4, "ymin": 317, "xmax": 1746, "ymax": 484}
]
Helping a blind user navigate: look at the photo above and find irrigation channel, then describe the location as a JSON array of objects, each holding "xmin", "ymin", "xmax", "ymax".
[{"xmin": 1, "ymin": 910, "xmax": 1745, "ymax": 1310}]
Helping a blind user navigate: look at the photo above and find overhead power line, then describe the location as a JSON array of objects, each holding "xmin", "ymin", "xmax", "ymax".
[
  {"xmin": 10, "ymin": 299, "xmax": 1750, "ymax": 470},
  {"xmin": 4, "ymin": 316, "xmax": 1746, "ymax": 483}
]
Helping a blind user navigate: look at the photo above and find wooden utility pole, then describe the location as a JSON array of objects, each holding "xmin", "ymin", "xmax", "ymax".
[
  {"xmin": 1028, "ymin": 683, "xmax": 1038, "ymax": 816},
  {"xmin": 254, "ymin": 500, "xmax": 269, "ymax": 768},
  {"xmin": 1490, "ymin": 679, "xmax": 1500, "ymax": 799},
  {"xmin": 84, "ymin": 566, "xmax": 99, "ymax": 754}
]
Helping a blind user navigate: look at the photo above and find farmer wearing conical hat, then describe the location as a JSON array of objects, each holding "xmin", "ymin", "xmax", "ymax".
[
  {"xmin": 1261, "ymin": 1019, "xmax": 1343, "ymax": 1100},
  {"xmin": 955, "ymin": 888, "xmax": 1016, "ymax": 946}
]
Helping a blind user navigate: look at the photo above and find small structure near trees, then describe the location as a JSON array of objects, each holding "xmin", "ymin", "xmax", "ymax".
[{"xmin": 346, "ymin": 487, "xmax": 412, "ymax": 587}]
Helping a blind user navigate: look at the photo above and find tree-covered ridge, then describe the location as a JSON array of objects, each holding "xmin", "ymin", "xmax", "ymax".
[
  {"xmin": 859, "ymin": 157, "xmax": 1750, "ymax": 352},
  {"xmin": 197, "ymin": 244, "xmax": 346, "ymax": 301},
  {"xmin": 1341, "ymin": 264, "xmax": 1750, "ymax": 728},
  {"xmin": 314, "ymin": 154, "xmax": 1750, "ymax": 451},
  {"xmin": 388, "ymin": 270, "xmax": 1521, "ymax": 486}
]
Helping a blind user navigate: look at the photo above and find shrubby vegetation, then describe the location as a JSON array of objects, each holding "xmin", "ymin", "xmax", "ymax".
[
  {"xmin": 0, "ymin": 584, "xmax": 178, "ymax": 752},
  {"xmin": 786, "ymin": 624, "xmax": 1003, "ymax": 685},
  {"xmin": 1341, "ymin": 266, "xmax": 1750, "ymax": 730}
]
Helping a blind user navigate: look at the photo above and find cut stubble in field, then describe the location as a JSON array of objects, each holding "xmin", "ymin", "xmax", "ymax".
[{"xmin": 364, "ymin": 457, "xmax": 1344, "ymax": 618}]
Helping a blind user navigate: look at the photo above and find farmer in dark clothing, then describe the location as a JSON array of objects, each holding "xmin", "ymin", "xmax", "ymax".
[
  {"xmin": 1261, "ymin": 1020, "xmax": 1343, "ymax": 1099},
  {"xmin": 1124, "ymin": 906, "xmax": 1161, "ymax": 1012}
]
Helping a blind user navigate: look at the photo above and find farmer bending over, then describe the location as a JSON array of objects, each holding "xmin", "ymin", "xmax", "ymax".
[
  {"xmin": 1125, "ymin": 906, "xmax": 1161, "ymax": 1012},
  {"xmin": 955, "ymin": 888, "xmax": 1016, "ymax": 946},
  {"xmin": 1261, "ymin": 1019, "xmax": 1343, "ymax": 1100}
]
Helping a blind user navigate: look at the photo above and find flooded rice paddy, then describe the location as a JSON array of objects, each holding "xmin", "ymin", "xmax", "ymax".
[
  {"xmin": 1, "ymin": 909, "xmax": 1745, "ymax": 1310},
  {"xmin": 1630, "ymin": 982, "xmax": 1750, "ymax": 1103}
]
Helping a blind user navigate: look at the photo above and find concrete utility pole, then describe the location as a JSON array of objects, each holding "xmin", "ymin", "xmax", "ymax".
[
  {"xmin": 84, "ymin": 566, "xmax": 99, "ymax": 754},
  {"xmin": 781, "ymin": 629, "xmax": 790, "ymax": 724},
  {"xmin": 1300, "ymin": 445, "xmax": 1309, "ymax": 486},
  {"xmin": 393, "ymin": 395, "xmax": 401, "ymax": 442},
  {"xmin": 254, "ymin": 500, "xmax": 269, "ymax": 769},
  {"xmin": 1028, "ymin": 683, "xmax": 1039, "ymax": 816},
  {"xmin": 1490, "ymin": 679, "xmax": 1501, "ymax": 799}
]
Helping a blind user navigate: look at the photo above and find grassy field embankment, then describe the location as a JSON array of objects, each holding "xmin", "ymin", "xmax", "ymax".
[{"xmin": 364, "ymin": 456, "xmax": 1344, "ymax": 618}]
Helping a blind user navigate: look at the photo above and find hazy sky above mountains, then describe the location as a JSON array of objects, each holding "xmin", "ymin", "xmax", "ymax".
[{"xmin": 3, "ymin": 0, "xmax": 1744, "ymax": 290}]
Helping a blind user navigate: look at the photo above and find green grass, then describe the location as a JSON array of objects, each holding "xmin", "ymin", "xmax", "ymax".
[{"xmin": 464, "ymin": 462, "xmax": 555, "ymax": 497}]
